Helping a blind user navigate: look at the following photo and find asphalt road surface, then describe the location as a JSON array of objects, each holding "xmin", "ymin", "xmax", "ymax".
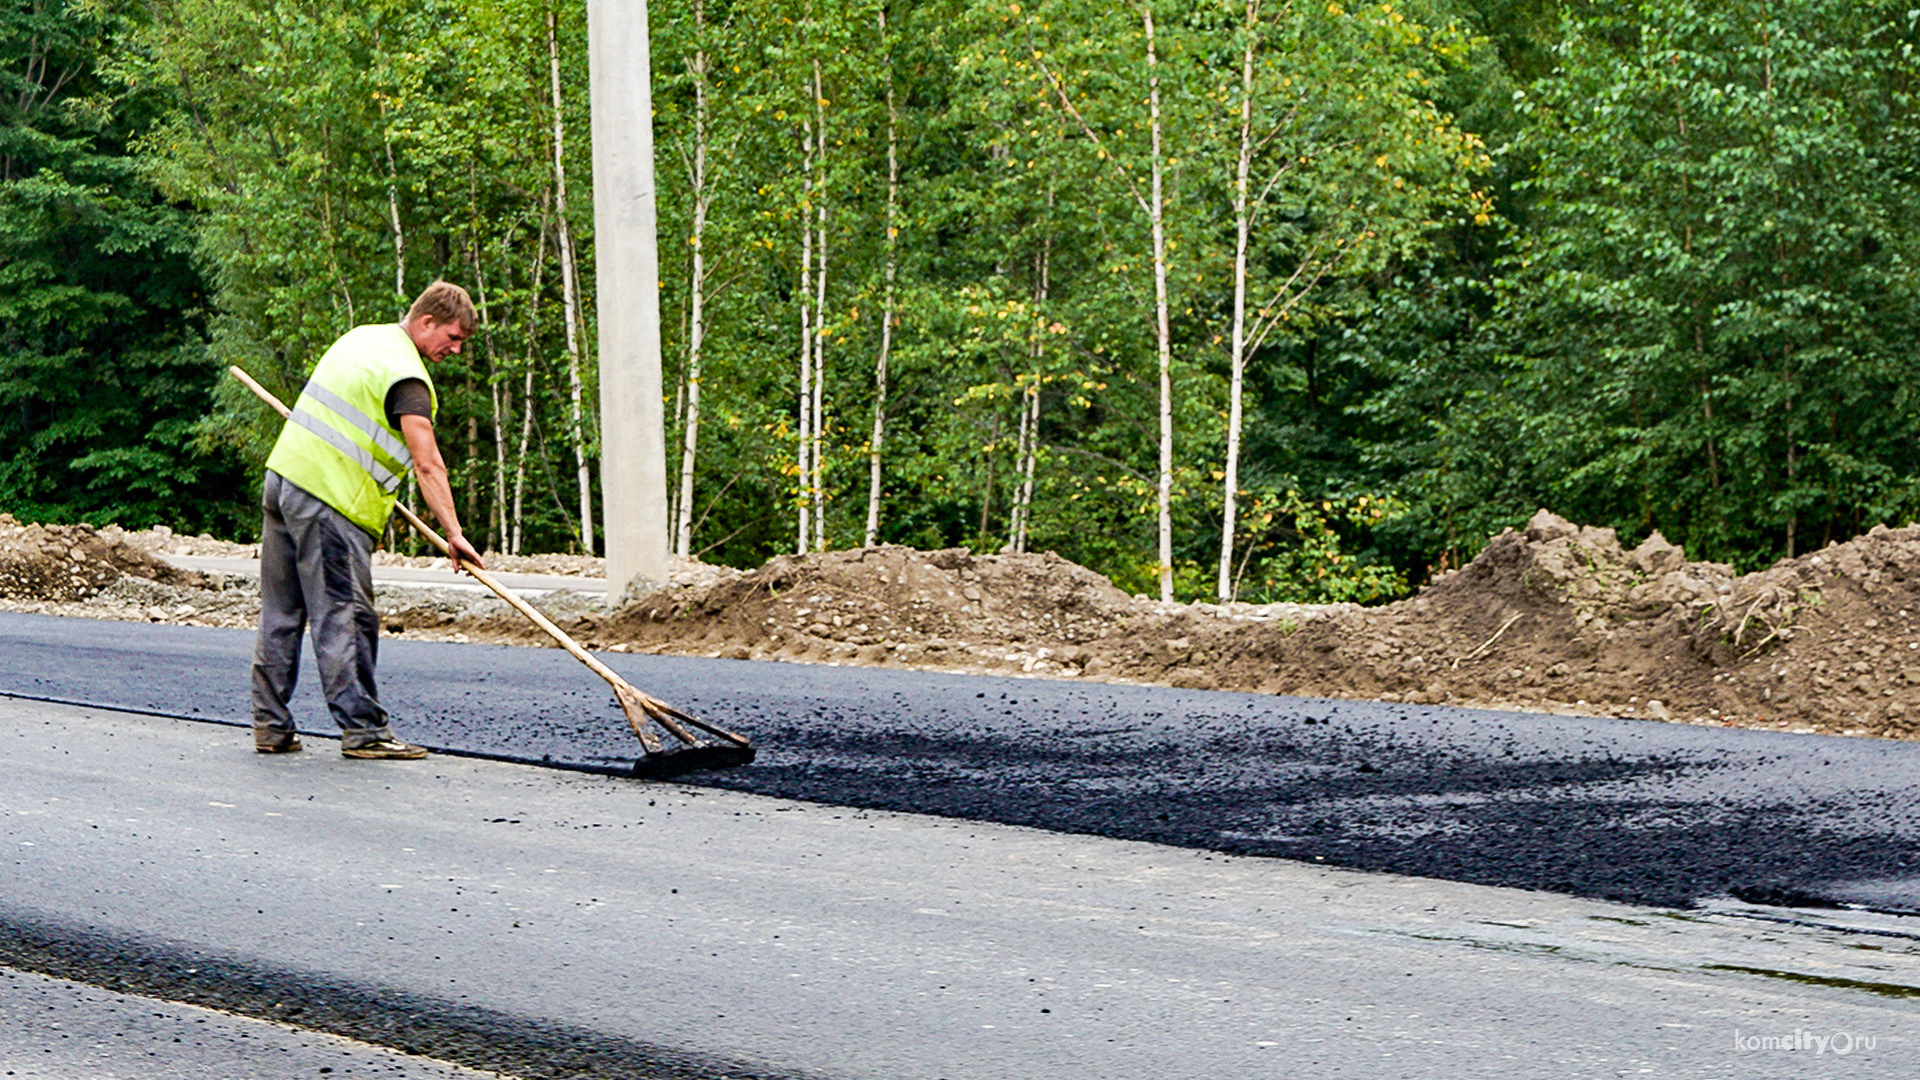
[
  {"xmin": 1, "ymin": 966, "xmax": 506, "ymax": 1078},
  {"xmin": 7, "ymin": 696, "xmax": 1919, "ymax": 1079},
  {"xmin": 5, "ymin": 611, "xmax": 1920, "ymax": 913}
]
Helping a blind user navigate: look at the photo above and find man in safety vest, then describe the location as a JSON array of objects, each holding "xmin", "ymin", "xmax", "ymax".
[{"xmin": 250, "ymin": 280, "xmax": 486, "ymax": 759}]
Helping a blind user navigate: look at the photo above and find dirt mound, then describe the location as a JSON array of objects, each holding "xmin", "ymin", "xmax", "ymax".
[
  {"xmin": 1087, "ymin": 509, "xmax": 1915, "ymax": 735},
  {"xmin": 468, "ymin": 544, "xmax": 1137, "ymax": 675},
  {"xmin": 462, "ymin": 508, "xmax": 1920, "ymax": 739},
  {"xmin": 11, "ymin": 506, "xmax": 1920, "ymax": 741},
  {"xmin": 1108, "ymin": 510, "xmax": 1724, "ymax": 702},
  {"xmin": 0, "ymin": 515, "xmax": 205, "ymax": 600}
]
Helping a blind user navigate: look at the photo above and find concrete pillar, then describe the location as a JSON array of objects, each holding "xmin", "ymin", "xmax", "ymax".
[{"xmin": 586, "ymin": 0, "xmax": 669, "ymax": 600}]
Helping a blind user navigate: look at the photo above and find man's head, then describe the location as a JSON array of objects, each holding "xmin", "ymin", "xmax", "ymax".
[{"xmin": 402, "ymin": 281, "xmax": 477, "ymax": 362}]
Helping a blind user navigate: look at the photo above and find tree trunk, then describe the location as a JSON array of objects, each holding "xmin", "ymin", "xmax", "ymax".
[
  {"xmin": 865, "ymin": 6, "xmax": 898, "ymax": 549},
  {"xmin": 810, "ymin": 58, "xmax": 829, "ymax": 552},
  {"xmin": 1009, "ymin": 379, "xmax": 1033, "ymax": 553},
  {"xmin": 1010, "ymin": 238, "xmax": 1050, "ymax": 554},
  {"xmin": 513, "ymin": 368, "xmax": 535, "ymax": 554},
  {"xmin": 470, "ymin": 240, "xmax": 504, "ymax": 553},
  {"xmin": 549, "ymin": 9, "xmax": 595, "ymax": 555},
  {"xmin": 674, "ymin": 0, "xmax": 712, "ymax": 559},
  {"xmin": 382, "ymin": 129, "xmax": 405, "ymax": 314},
  {"xmin": 1010, "ymin": 381, "xmax": 1040, "ymax": 553},
  {"xmin": 512, "ymin": 197, "xmax": 553, "ymax": 557},
  {"xmin": 491, "ymin": 372, "xmax": 508, "ymax": 551},
  {"xmin": 1145, "ymin": 5, "xmax": 1174, "ymax": 603},
  {"xmin": 1786, "ymin": 441, "xmax": 1798, "ymax": 559},
  {"xmin": 796, "ymin": 118, "xmax": 815, "ymax": 555},
  {"xmin": 1219, "ymin": 0, "xmax": 1257, "ymax": 603}
]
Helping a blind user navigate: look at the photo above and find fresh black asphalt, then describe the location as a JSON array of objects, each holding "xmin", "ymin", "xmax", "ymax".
[{"xmin": 6, "ymin": 610, "xmax": 1919, "ymax": 912}]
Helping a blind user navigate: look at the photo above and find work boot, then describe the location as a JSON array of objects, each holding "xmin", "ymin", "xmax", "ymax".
[
  {"xmin": 342, "ymin": 738, "xmax": 430, "ymax": 760},
  {"xmin": 255, "ymin": 734, "xmax": 302, "ymax": 754}
]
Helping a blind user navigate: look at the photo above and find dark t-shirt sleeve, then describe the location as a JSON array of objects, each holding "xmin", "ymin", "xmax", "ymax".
[{"xmin": 384, "ymin": 378, "xmax": 432, "ymax": 431}]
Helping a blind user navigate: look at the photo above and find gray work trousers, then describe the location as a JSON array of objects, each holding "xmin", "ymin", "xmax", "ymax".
[{"xmin": 250, "ymin": 471, "xmax": 393, "ymax": 749}]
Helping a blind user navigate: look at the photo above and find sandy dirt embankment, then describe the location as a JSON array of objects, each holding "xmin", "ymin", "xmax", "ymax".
[{"xmin": 5, "ymin": 509, "xmax": 1917, "ymax": 739}]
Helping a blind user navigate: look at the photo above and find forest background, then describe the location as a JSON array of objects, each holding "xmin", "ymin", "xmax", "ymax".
[{"xmin": 5, "ymin": 0, "xmax": 1920, "ymax": 604}]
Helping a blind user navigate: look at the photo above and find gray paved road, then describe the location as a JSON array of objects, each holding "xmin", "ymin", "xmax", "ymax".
[
  {"xmin": 4, "ymin": 611, "xmax": 1920, "ymax": 911},
  {"xmin": 5, "ymin": 698, "xmax": 1919, "ymax": 1079},
  {"xmin": 1, "ymin": 966, "xmax": 504, "ymax": 1079}
]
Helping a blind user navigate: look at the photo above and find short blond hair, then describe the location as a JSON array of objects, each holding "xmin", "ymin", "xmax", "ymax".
[{"xmin": 406, "ymin": 280, "xmax": 477, "ymax": 330}]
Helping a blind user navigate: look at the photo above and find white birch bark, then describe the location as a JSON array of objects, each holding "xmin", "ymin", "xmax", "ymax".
[
  {"xmin": 865, "ymin": 8, "xmax": 898, "ymax": 549},
  {"xmin": 810, "ymin": 58, "xmax": 828, "ymax": 552},
  {"xmin": 1009, "ymin": 381, "xmax": 1040, "ymax": 553},
  {"xmin": 673, "ymin": 0, "xmax": 712, "ymax": 558},
  {"xmin": 383, "ymin": 133, "xmax": 405, "ymax": 311},
  {"xmin": 1010, "ymin": 238, "xmax": 1049, "ymax": 554},
  {"xmin": 1145, "ymin": 5, "xmax": 1174, "ymax": 603},
  {"xmin": 512, "ymin": 367, "xmax": 534, "ymax": 554},
  {"xmin": 1210, "ymin": 2, "xmax": 1350, "ymax": 595},
  {"xmin": 473, "ymin": 241, "xmax": 507, "ymax": 550},
  {"xmin": 549, "ymin": 9, "xmax": 595, "ymax": 556},
  {"xmin": 1219, "ymin": 0, "xmax": 1258, "ymax": 602},
  {"xmin": 1024, "ymin": 8, "xmax": 1178, "ymax": 596},
  {"xmin": 512, "ymin": 200, "xmax": 552, "ymax": 556},
  {"xmin": 382, "ymin": 120, "xmax": 412, "ymax": 553},
  {"xmin": 1009, "ymin": 378, "xmax": 1031, "ymax": 552},
  {"xmin": 471, "ymin": 245, "xmax": 506, "ymax": 553},
  {"xmin": 796, "ymin": 119, "xmax": 815, "ymax": 554}
]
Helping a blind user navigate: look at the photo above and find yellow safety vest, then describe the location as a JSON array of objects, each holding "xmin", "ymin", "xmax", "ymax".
[{"xmin": 265, "ymin": 324, "xmax": 438, "ymax": 537}]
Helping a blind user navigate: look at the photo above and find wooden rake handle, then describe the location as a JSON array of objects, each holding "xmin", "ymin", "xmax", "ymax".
[{"xmin": 227, "ymin": 366, "xmax": 750, "ymax": 754}]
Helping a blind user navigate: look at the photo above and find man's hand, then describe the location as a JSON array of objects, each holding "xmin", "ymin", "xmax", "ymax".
[{"xmin": 445, "ymin": 531, "xmax": 485, "ymax": 574}]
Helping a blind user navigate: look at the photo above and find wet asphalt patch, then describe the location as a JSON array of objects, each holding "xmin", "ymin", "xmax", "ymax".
[{"xmin": 6, "ymin": 610, "xmax": 1920, "ymax": 913}]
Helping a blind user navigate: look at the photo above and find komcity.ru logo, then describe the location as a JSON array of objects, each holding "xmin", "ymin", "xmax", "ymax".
[{"xmin": 1732, "ymin": 1029, "xmax": 1876, "ymax": 1056}]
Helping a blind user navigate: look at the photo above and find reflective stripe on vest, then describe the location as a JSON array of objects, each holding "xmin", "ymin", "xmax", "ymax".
[
  {"xmin": 293, "ymin": 380, "xmax": 414, "ymax": 492},
  {"xmin": 286, "ymin": 404, "xmax": 403, "ymax": 493}
]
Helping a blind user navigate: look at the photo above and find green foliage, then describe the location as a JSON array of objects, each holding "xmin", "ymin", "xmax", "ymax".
[
  {"xmin": 1231, "ymin": 488, "xmax": 1409, "ymax": 603},
  {"xmin": 123, "ymin": 0, "xmax": 604, "ymax": 554},
  {"xmin": 1499, "ymin": 0, "xmax": 1920, "ymax": 567},
  {"xmin": 24, "ymin": 0, "xmax": 1920, "ymax": 601},
  {"xmin": 0, "ymin": 0, "xmax": 246, "ymax": 532}
]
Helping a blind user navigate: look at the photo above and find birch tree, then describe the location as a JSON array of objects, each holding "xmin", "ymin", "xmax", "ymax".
[
  {"xmin": 1017, "ymin": 0, "xmax": 1194, "ymax": 600},
  {"xmin": 670, "ymin": 0, "xmax": 730, "ymax": 557},
  {"xmin": 1210, "ymin": 0, "xmax": 1487, "ymax": 600},
  {"xmin": 547, "ymin": 8, "xmax": 594, "ymax": 555},
  {"xmin": 863, "ymin": 2, "xmax": 900, "ymax": 548}
]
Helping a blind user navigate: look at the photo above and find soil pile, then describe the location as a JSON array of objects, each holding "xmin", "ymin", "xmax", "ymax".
[
  {"xmin": 471, "ymin": 544, "xmax": 1139, "ymax": 676},
  {"xmin": 464, "ymin": 509, "xmax": 1920, "ymax": 737},
  {"xmin": 1099, "ymin": 509, "xmax": 1920, "ymax": 735},
  {"xmin": 8, "ymin": 508, "xmax": 1920, "ymax": 739},
  {"xmin": 0, "ymin": 515, "xmax": 205, "ymax": 601}
]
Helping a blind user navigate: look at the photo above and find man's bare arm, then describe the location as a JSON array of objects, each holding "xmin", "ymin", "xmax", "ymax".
[{"xmin": 399, "ymin": 413, "xmax": 484, "ymax": 572}]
